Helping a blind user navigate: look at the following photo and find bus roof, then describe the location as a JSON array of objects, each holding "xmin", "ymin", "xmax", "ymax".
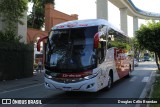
[{"xmin": 52, "ymin": 19, "xmax": 126, "ymax": 36}]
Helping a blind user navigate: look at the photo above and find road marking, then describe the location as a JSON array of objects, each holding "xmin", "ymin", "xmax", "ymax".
[
  {"xmin": 135, "ymin": 71, "xmax": 155, "ymax": 107},
  {"xmin": 0, "ymin": 83, "xmax": 44, "ymax": 95},
  {"xmin": 130, "ymin": 76, "xmax": 137, "ymax": 82},
  {"xmin": 142, "ymin": 77, "xmax": 150, "ymax": 82}
]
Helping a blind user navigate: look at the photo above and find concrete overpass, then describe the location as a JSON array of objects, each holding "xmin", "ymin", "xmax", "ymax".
[{"xmin": 97, "ymin": 0, "xmax": 160, "ymax": 35}]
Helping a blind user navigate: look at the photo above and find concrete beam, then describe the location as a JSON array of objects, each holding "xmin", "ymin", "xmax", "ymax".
[
  {"xmin": 133, "ymin": 16, "xmax": 138, "ymax": 36},
  {"xmin": 96, "ymin": 0, "xmax": 108, "ymax": 20},
  {"xmin": 110, "ymin": 0, "xmax": 160, "ymax": 20},
  {"xmin": 120, "ymin": 7, "xmax": 128, "ymax": 35}
]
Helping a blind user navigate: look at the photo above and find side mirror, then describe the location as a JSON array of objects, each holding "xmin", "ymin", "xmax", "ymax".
[
  {"xmin": 94, "ymin": 33, "xmax": 99, "ymax": 49},
  {"xmin": 37, "ymin": 36, "xmax": 48, "ymax": 52}
]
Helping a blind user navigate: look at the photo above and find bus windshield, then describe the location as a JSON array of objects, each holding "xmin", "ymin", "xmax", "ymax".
[{"xmin": 46, "ymin": 26, "xmax": 98, "ymax": 72}]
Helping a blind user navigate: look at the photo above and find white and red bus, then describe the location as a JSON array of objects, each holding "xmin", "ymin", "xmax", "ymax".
[{"xmin": 37, "ymin": 19, "xmax": 134, "ymax": 92}]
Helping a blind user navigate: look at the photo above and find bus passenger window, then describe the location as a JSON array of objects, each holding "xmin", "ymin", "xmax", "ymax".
[
  {"xmin": 97, "ymin": 40, "xmax": 106, "ymax": 64},
  {"xmin": 107, "ymin": 37, "xmax": 112, "ymax": 49}
]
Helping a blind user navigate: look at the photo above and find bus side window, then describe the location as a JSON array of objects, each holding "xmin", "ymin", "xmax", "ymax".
[
  {"xmin": 96, "ymin": 26, "xmax": 107, "ymax": 65},
  {"xmin": 107, "ymin": 37, "xmax": 112, "ymax": 49},
  {"xmin": 107, "ymin": 29, "xmax": 115, "ymax": 49},
  {"xmin": 97, "ymin": 39, "xmax": 107, "ymax": 65}
]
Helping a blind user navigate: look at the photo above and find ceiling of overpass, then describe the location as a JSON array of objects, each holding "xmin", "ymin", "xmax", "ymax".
[
  {"xmin": 109, "ymin": 0, "xmax": 160, "ymax": 19},
  {"xmin": 109, "ymin": 0, "xmax": 126, "ymax": 8}
]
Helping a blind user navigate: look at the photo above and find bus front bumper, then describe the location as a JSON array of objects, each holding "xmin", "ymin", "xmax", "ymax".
[{"xmin": 44, "ymin": 77, "xmax": 98, "ymax": 92}]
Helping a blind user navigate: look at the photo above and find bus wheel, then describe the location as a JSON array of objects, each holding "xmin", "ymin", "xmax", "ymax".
[
  {"xmin": 107, "ymin": 74, "xmax": 112, "ymax": 89},
  {"xmin": 126, "ymin": 65, "xmax": 131, "ymax": 78}
]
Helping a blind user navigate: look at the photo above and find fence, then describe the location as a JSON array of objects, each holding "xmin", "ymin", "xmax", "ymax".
[{"xmin": 0, "ymin": 42, "xmax": 34, "ymax": 80}]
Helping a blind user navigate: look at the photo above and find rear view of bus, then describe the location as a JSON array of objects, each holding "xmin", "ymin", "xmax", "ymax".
[{"xmin": 39, "ymin": 19, "xmax": 133, "ymax": 92}]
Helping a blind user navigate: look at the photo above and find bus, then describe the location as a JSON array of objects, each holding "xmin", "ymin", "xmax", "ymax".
[
  {"xmin": 144, "ymin": 53, "xmax": 150, "ymax": 61},
  {"xmin": 37, "ymin": 19, "xmax": 134, "ymax": 92}
]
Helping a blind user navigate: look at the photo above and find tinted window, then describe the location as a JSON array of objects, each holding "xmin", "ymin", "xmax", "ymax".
[{"xmin": 46, "ymin": 26, "xmax": 98, "ymax": 72}]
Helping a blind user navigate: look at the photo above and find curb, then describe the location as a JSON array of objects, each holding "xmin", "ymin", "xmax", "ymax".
[
  {"xmin": 135, "ymin": 70, "xmax": 156, "ymax": 107},
  {"xmin": 0, "ymin": 72, "xmax": 44, "ymax": 93},
  {"xmin": 146, "ymin": 86, "xmax": 154, "ymax": 107},
  {"xmin": 146, "ymin": 73, "xmax": 160, "ymax": 107}
]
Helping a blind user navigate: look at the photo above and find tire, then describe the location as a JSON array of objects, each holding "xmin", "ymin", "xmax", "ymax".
[
  {"xmin": 126, "ymin": 65, "xmax": 131, "ymax": 78},
  {"xmin": 126, "ymin": 71, "xmax": 131, "ymax": 78},
  {"xmin": 107, "ymin": 74, "xmax": 112, "ymax": 89}
]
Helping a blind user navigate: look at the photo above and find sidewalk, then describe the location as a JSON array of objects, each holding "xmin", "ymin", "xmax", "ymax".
[
  {"xmin": 0, "ymin": 70, "xmax": 45, "ymax": 93},
  {"xmin": 135, "ymin": 61, "xmax": 157, "ymax": 107}
]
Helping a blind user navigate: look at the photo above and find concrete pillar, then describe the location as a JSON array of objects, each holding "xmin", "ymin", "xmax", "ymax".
[
  {"xmin": 133, "ymin": 16, "xmax": 138, "ymax": 36},
  {"xmin": 18, "ymin": 10, "xmax": 27, "ymax": 43},
  {"xmin": 96, "ymin": 0, "xmax": 108, "ymax": 20},
  {"xmin": 120, "ymin": 8, "xmax": 128, "ymax": 35}
]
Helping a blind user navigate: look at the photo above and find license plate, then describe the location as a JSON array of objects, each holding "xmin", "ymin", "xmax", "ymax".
[{"xmin": 62, "ymin": 87, "xmax": 72, "ymax": 91}]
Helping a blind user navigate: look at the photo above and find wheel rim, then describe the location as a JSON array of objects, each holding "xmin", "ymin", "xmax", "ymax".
[
  {"xmin": 108, "ymin": 76, "xmax": 112, "ymax": 88},
  {"xmin": 128, "ymin": 66, "xmax": 131, "ymax": 76},
  {"xmin": 128, "ymin": 71, "xmax": 131, "ymax": 76}
]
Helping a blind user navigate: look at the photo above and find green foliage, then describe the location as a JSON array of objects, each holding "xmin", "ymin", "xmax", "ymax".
[
  {"xmin": 27, "ymin": 0, "xmax": 54, "ymax": 29},
  {"xmin": 27, "ymin": 6, "xmax": 44, "ymax": 29},
  {"xmin": 136, "ymin": 21, "xmax": 160, "ymax": 70},
  {"xmin": 110, "ymin": 41, "xmax": 131, "ymax": 51},
  {"xmin": 131, "ymin": 37, "xmax": 141, "ymax": 50},
  {"xmin": 28, "ymin": 0, "xmax": 54, "ymax": 5},
  {"xmin": 150, "ymin": 76, "xmax": 160, "ymax": 107},
  {"xmin": 146, "ymin": 72, "xmax": 160, "ymax": 107},
  {"xmin": 136, "ymin": 21, "xmax": 160, "ymax": 52},
  {"xmin": 156, "ymin": 70, "xmax": 160, "ymax": 74},
  {"xmin": 34, "ymin": 63, "xmax": 38, "ymax": 69},
  {"xmin": 0, "ymin": 0, "xmax": 27, "ymax": 43},
  {"xmin": 0, "ymin": 30, "xmax": 22, "ymax": 43},
  {"xmin": 131, "ymin": 37, "xmax": 144, "ymax": 59},
  {"xmin": 150, "ymin": 76, "xmax": 160, "ymax": 98},
  {"xmin": 0, "ymin": 0, "xmax": 28, "ymax": 30},
  {"xmin": 42, "ymin": 0, "xmax": 55, "ymax": 5}
]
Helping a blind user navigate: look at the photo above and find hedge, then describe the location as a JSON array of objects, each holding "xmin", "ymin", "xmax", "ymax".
[{"xmin": 0, "ymin": 42, "xmax": 34, "ymax": 80}]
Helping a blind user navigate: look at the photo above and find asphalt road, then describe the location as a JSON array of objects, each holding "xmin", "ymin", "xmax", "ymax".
[{"xmin": 0, "ymin": 61, "xmax": 157, "ymax": 107}]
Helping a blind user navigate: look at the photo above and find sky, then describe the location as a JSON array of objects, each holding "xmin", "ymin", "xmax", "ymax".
[{"xmin": 54, "ymin": 0, "xmax": 160, "ymax": 37}]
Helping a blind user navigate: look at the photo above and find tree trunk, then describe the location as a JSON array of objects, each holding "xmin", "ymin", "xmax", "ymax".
[
  {"xmin": 155, "ymin": 52, "xmax": 160, "ymax": 70},
  {"xmin": 138, "ymin": 49, "xmax": 140, "ymax": 62}
]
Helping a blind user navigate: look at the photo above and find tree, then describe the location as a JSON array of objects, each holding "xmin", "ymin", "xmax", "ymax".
[
  {"xmin": 27, "ymin": 0, "xmax": 54, "ymax": 29},
  {"xmin": 136, "ymin": 21, "xmax": 160, "ymax": 70},
  {"xmin": 131, "ymin": 37, "xmax": 144, "ymax": 61},
  {"xmin": 0, "ymin": 0, "xmax": 28, "ymax": 30},
  {"xmin": 0, "ymin": 0, "xmax": 28, "ymax": 42}
]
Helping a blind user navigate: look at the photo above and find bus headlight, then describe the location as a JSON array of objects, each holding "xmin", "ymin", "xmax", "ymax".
[
  {"xmin": 45, "ymin": 74, "xmax": 52, "ymax": 79},
  {"xmin": 45, "ymin": 70, "xmax": 53, "ymax": 79},
  {"xmin": 84, "ymin": 72, "xmax": 99, "ymax": 80}
]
